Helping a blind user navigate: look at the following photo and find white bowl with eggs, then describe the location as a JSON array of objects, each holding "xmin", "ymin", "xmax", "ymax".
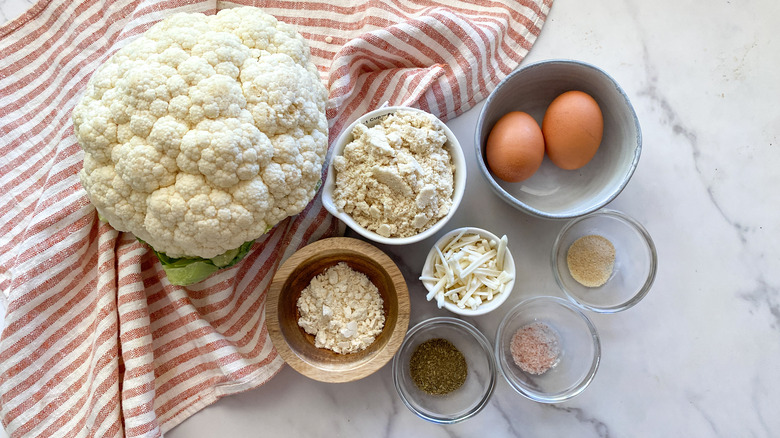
[
  {"xmin": 420, "ymin": 227, "xmax": 515, "ymax": 316},
  {"xmin": 475, "ymin": 59, "xmax": 642, "ymax": 219},
  {"xmin": 322, "ymin": 106, "xmax": 467, "ymax": 245}
]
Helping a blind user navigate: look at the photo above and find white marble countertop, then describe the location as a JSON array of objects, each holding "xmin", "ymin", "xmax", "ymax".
[{"xmin": 2, "ymin": 0, "xmax": 779, "ymax": 437}]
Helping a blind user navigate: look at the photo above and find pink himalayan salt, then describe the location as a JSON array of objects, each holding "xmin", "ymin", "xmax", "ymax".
[{"xmin": 510, "ymin": 322, "xmax": 560, "ymax": 375}]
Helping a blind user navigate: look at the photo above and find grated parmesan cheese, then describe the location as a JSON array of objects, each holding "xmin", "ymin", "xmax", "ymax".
[{"xmin": 420, "ymin": 232, "xmax": 513, "ymax": 310}]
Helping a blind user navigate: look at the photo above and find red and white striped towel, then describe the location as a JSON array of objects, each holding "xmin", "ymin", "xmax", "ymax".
[{"xmin": 0, "ymin": 0, "xmax": 551, "ymax": 436}]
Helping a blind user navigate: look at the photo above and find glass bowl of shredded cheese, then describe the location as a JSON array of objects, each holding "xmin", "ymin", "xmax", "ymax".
[
  {"xmin": 551, "ymin": 209, "xmax": 657, "ymax": 313},
  {"xmin": 420, "ymin": 227, "xmax": 515, "ymax": 316},
  {"xmin": 495, "ymin": 296, "xmax": 601, "ymax": 403}
]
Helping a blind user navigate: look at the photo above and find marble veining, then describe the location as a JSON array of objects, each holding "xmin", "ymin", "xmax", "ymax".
[
  {"xmin": 741, "ymin": 278, "xmax": 780, "ymax": 331},
  {"xmin": 0, "ymin": 0, "xmax": 34, "ymax": 26},
  {"xmin": 489, "ymin": 401, "xmax": 524, "ymax": 438},
  {"xmin": 548, "ymin": 406, "xmax": 611, "ymax": 438},
  {"xmin": 686, "ymin": 395, "xmax": 720, "ymax": 437},
  {"xmin": 2, "ymin": 0, "xmax": 780, "ymax": 436}
]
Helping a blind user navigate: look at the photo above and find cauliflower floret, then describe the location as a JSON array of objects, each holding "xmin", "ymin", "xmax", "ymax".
[
  {"xmin": 73, "ymin": 7, "xmax": 328, "ymax": 259},
  {"xmin": 177, "ymin": 113, "xmax": 272, "ymax": 189},
  {"xmin": 240, "ymin": 53, "xmax": 326, "ymax": 137}
]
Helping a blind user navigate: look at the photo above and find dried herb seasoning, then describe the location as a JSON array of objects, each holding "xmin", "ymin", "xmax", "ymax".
[{"xmin": 409, "ymin": 338, "xmax": 467, "ymax": 395}]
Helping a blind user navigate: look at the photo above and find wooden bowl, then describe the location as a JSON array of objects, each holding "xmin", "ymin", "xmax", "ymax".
[{"xmin": 266, "ymin": 237, "xmax": 410, "ymax": 383}]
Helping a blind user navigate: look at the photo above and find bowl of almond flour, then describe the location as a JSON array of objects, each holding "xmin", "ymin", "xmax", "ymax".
[{"xmin": 322, "ymin": 106, "xmax": 467, "ymax": 245}]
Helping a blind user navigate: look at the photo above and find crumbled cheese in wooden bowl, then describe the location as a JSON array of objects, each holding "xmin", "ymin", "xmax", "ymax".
[
  {"xmin": 420, "ymin": 231, "xmax": 514, "ymax": 311},
  {"xmin": 297, "ymin": 262, "xmax": 385, "ymax": 354}
]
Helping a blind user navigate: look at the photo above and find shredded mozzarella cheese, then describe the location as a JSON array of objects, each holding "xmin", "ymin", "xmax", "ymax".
[{"xmin": 421, "ymin": 233, "xmax": 513, "ymax": 310}]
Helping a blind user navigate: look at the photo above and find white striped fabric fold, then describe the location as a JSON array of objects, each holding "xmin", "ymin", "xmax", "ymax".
[{"xmin": 0, "ymin": 0, "xmax": 551, "ymax": 436}]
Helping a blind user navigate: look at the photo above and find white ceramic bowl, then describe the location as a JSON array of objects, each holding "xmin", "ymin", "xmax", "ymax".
[
  {"xmin": 322, "ymin": 106, "xmax": 467, "ymax": 245},
  {"xmin": 475, "ymin": 59, "xmax": 642, "ymax": 219},
  {"xmin": 421, "ymin": 227, "xmax": 515, "ymax": 316}
]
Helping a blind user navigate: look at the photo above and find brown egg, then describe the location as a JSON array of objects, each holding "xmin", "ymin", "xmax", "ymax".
[
  {"xmin": 542, "ymin": 91, "xmax": 604, "ymax": 170},
  {"xmin": 485, "ymin": 111, "xmax": 545, "ymax": 182}
]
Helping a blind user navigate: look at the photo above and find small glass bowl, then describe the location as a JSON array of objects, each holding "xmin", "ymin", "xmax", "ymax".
[
  {"xmin": 495, "ymin": 296, "xmax": 600, "ymax": 403},
  {"xmin": 552, "ymin": 209, "xmax": 657, "ymax": 313},
  {"xmin": 393, "ymin": 317, "xmax": 496, "ymax": 424}
]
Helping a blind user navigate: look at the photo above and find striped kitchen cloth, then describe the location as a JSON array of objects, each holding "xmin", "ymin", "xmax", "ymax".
[{"xmin": 0, "ymin": 0, "xmax": 551, "ymax": 436}]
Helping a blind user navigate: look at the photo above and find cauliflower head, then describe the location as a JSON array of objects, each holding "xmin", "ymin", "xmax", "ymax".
[{"xmin": 73, "ymin": 7, "xmax": 328, "ymax": 259}]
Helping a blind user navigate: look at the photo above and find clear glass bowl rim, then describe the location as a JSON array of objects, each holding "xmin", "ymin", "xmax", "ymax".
[
  {"xmin": 551, "ymin": 208, "xmax": 658, "ymax": 313},
  {"xmin": 494, "ymin": 296, "xmax": 601, "ymax": 403},
  {"xmin": 392, "ymin": 316, "xmax": 497, "ymax": 424}
]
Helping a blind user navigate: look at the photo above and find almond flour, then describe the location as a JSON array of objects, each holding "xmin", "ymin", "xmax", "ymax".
[{"xmin": 332, "ymin": 110, "xmax": 455, "ymax": 238}]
